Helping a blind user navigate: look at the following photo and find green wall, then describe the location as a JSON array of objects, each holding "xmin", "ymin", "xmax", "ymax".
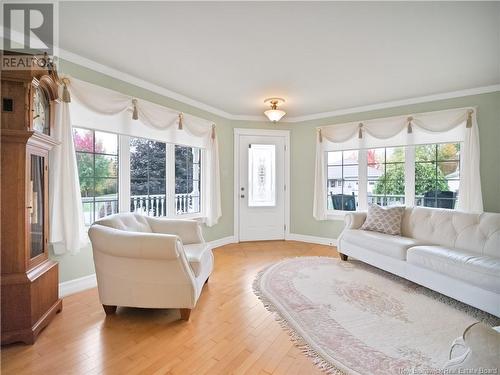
[{"xmin": 54, "ymin": 59, "xmax": 500, "ymax": 283}]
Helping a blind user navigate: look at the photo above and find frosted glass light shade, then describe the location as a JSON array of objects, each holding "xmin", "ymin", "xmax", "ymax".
[{"xmin": 264, "ymin": 109, "xmax": 286, "ymax": 123}]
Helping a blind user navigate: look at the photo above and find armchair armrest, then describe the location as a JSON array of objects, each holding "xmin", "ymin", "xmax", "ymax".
[
  {"xmin": 89, "ymin": 225, "xmax": 181, "ymax": 260},
  {"xmin": 145, "ymin": 217, "xmax": 204, "ymax": 245},
  {"xmin": 344, "ymin": 212, "xmax": 367, "ymax": 230}
]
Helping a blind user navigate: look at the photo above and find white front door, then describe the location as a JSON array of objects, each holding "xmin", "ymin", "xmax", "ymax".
[{"xmin": 237, "ymin": 133, "xmax": 287, "ymax": 241}]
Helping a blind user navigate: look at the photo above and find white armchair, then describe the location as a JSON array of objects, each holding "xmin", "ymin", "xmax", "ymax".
[{"xmin": 88, "ymin": 213, "xmax": 213, "ymax": 320}]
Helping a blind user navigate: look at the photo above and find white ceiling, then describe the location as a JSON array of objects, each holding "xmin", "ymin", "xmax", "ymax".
[{"xmin": 59, "ymin": 1, "xmax": 500, "ymax": 120}]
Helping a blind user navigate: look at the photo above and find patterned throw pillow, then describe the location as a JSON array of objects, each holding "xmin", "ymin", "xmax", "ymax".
[{"xmin": 360, "ymin": 204, "xmax": 405, "ymax": 235}]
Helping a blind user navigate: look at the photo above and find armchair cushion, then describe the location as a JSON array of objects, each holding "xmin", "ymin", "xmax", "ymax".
[
  {"xmin": 184, "ymin": 243, "xmax": 213, "ymax": 277},
  {"xmin": 96, "ymin": 213, "xmax": 152, "ymax": 233},
  {"xmin": 146, "ymin": 217, "xmax": 204, "ymax": 244},
  {"xmin": 89, "ymin": 225, "xmax": 180, "ymax": 260}
]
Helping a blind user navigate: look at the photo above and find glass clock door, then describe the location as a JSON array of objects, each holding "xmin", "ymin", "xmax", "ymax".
[{"xmin": 29, "ymin": 154, "xmax": 45, "ymax": 259}]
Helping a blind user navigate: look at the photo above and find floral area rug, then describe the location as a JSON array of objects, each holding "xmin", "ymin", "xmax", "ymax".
[{"xmin": 253, "ymin": 256, "xmax": 499, "ymax": 374}]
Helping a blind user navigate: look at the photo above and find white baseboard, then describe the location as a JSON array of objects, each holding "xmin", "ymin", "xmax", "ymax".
[
  {"xmin": 59, "ymin": 274, "xmax": 97, "ymax": 298},
  {"xmin": 286, "ymin": 233, "xmax": 337, "ymax": 247},
  {"xmin": 208, "ymin": 236, "xmax": 237, "ymax": 249}
]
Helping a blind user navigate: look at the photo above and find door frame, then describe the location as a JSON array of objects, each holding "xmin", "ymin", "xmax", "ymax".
[{"xmin": 233, "ymin": 128, "xmax": 290, "ymax": 242}]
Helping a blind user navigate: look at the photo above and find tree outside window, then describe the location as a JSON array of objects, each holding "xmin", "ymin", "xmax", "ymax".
[{"xmin": 73, "ymin": 128, "xmax": 118, "ymax": 225}]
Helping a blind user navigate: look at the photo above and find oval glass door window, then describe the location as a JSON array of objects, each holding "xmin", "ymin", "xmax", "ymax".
[{"xmin": 248, "ymin": 144, "xmax": 276, "ymax": 207}]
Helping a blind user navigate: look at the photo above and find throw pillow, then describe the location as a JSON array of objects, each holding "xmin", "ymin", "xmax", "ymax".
[{"xmin": 360, "ymin": 204, "xmax": 405, "ymax": 235}]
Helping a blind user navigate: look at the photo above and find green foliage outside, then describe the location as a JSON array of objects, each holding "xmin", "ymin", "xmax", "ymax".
[
  {"xmin": 128, "ymin": 139, "xmax": 195, "ymax": 195},
  {"xmin": 130, "ymin": 138, "xmax": 166, "ymax": 196},
  {"xmin": 74, "ymin": 132, "xmax": 117, "ymax": 198},
  {"xmin": 373, "ymin": 144, "xmax": 459, "ymax": 195}
]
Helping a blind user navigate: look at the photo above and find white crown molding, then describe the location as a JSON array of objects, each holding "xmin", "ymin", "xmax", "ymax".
[
  {"xmin": 16, "ymin": 45, "xmax": 494, "ymax": 124},
  {"xmin": 58, "ymin": 48, "xmax": 238, "ymax": 119},
  {"xmin": 284, "ymin": 85, "xmax": 500, "ymax": 123},
  {"xmin": 4, "ymin": 26, "xmax": 499, "ymax": 123}
]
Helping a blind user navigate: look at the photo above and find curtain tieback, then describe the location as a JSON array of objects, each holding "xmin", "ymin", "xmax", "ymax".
[
  {"xmin": 466, "ymin": 110, "xmax": 473, "ymax": 128},
  {"xmin": 358, "ymin": 123, "xmax": 363, "ymax": 139},
  {"xmin": 61, "ymin": 78, "xmax": 71, "ymax": 103},
  {"xmin": 318, "ymin": 129, "xmax": 323, "ymax": 143},
  {"xmin": 407, "ymin": 116, "xmax": 413, "ymax": 134},
  {"xmin": 132, "ymin": 99, "xmax": 139, "ymax": 120},
  {"xmin": 211, "ymin": 124, "xmax": 216, "ymax": 140},
  {"xmin": 178, "ymin": 113, "xmax": 184, "ymax": 130}
]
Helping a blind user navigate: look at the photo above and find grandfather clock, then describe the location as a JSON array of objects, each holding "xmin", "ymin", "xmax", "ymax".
[{"xmin": 1, "ymin": 57, "xmax": 63, "ymax": 344}]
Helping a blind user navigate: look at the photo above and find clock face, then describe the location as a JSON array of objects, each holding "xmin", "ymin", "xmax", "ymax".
[{"xmin": 32, "ymin": 86, "xmax": 49, "ymax": 134}]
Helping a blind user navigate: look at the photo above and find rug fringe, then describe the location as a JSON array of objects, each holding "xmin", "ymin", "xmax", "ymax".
[{"xmin": 253, "ymin": 265, "xmax": 348, "ymax": 375}]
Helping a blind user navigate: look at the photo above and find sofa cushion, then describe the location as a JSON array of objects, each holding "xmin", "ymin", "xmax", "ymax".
[
  {"xmin": 341, "ymin": 229, "xmax": 423, "ymax": 260},
  {"xmin": 184, "ymin": 243, "xmax": 213, "ymax": 277},
  {"xmin": 407, "ymin": 246, "xmax": 500, "ymax": 293},
  {"xmin": 361, "ymin": 204, "xmax": 405, "ymax": 235}
]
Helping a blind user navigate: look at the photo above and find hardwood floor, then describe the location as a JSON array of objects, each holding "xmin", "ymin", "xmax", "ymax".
[{"xmin": 1, "ymin": 240, "xmax": 338, "ymax": 375}]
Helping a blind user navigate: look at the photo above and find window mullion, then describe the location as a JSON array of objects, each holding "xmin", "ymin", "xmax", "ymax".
[
  {"xmin": 119, "ymin": 135, "xmax": 130, "ymax": 213},
  {"xmin": 166, "ymin": 144, "xmax": 176, "ymax": 217},
  {"xmin": 405, "ymin": 145, "xmax": 415, "ymax": 207},
  {"xmin": 358, "ymin": 149, "xmax": 367, "ymax": 210}
]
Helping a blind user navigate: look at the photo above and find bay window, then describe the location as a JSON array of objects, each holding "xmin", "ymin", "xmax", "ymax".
[
  {"xmin": 327, "ymin": 142, "xmax": 461, "ymax": 213},
  {"xmin": 73, "ymin": 130, "xmax": 204, "ymax": 224}
]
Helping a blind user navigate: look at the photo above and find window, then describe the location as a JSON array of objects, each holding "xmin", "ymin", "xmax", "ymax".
[
  {"xmin": 367, "ymin": 147, "xmax": 405, "ymax": 206},
  {"xmin": 415, "ymin": 143, "xmax": 460, "ymax": 208},
  {"xmin": 175, "ymin": 145, "xmax": 201, "ymax": 214},
  {"xmin": 248, "ymin": 144, "xmax": 276, "ymax": 207},
  {"xmin": 327, "ymin": 150, "xmax": 359, "ymax": 211},
  {"xmin": 73, "ymin": 128, "xmax": 119, "ymax": 225},
  {"xmin": 326, "ymin": 142, "xmax": 461, "ymax": 213},
  {"xmin": 130, "ymin": 138, "xmax": 167, "ymax": 216}
]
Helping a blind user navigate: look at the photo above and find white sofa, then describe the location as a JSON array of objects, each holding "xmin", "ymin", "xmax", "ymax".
[
  {"xmin": 88, "ymin": 213, "xmax": 213, "ymax": 320},
  {"xmin": 338, "ymin": 206, "xmax": 500, "ymax": 317}
]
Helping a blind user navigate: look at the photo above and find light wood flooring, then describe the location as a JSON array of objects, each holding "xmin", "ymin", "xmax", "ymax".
[{"xmin": 1, "ymin": 240, "xmax": 338, "ymax": 375}]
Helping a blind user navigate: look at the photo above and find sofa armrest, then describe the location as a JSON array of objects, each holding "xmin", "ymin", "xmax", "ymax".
[
  {"xmin": 344, "ymin": 212, "xmax": 367, "ymax": 230},
  {"xmin": 89, "ymin": 225, "xmax": 181, "ymax": 260},
  {"xmin": 145, "ymin": 217, "xmax": 204, "ymax": 245}
]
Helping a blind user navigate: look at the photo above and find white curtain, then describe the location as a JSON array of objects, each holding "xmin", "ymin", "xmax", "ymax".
[
  {"xmin": 49, "ymin": 77, "xmax": 222, "ymax": 254},
  {"xmin": 313, "ymin": 131, "xmax": 327, "ymax": 220},
  {"xmin": 457, "ymin": 113, "xmax": 483, "ymax": 212},
  {"xmin": 313, "ymin": 107, "xmax": 483, "ymax": 218},
  {"xmin": 49, "ymin": 100, "xmax": 89, "ymax": 254}
]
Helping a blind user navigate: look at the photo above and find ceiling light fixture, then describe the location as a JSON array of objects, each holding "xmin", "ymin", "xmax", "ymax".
[{"xmin": 264, "ymin": 97, "xmax": 286, "ymax": 123}]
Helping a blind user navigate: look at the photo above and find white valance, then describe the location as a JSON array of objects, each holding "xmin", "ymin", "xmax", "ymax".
[
  {"xmin": 69, "ymin": 78, "xmax": 214, "ymax": 148},
  {"xmin": 313, "ymin": 107, "xmax": 483, "ymax": 220},
  {"xmin": 49, "ymin": 77, "xmax": 222, "ymax": 255},
  {"xmin": 319, "ymin": 107, "xmax": 474, "ymax": 151}
]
